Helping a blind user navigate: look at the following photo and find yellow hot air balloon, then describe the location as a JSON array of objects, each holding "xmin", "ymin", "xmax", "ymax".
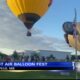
[{"xmin": 7, "ymin": 0, "xmax": 52, "ymax": 36}]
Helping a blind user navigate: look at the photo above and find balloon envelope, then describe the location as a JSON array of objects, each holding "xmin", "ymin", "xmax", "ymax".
[
  {"xmin": 7, "ymin": 0, "xmax": 52, "ymax": 36},
  {"xmin": 63, "ymin": 22, "xmax": 80, "ymax": 51}
]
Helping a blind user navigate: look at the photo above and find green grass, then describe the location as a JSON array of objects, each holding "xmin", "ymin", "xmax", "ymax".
[{"xmin": 0, "ymin": 70, "xmax": 79, "ymax": 79}]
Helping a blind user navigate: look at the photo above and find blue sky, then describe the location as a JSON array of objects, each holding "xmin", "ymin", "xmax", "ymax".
[
  {"xmin": 0, "ymin": 0, "xmax": 80, "ymax": 55},
  {"xmin": 35, "ymin": 0, "xmax": 80, "ymax": 40}
]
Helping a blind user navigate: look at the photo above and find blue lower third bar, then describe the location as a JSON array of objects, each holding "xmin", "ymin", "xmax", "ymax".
[{"xmin": 0, "ymin": 62, "xmax": 75, "ymax": 70}]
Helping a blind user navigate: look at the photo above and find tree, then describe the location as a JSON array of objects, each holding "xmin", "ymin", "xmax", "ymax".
[
  {"xmin": 78, "ymin": 55, "xmax": 80, "ymax": 60},
  {"xmin": 41, "ymin": 56, "xmax": 46, "ymax": 62},
  {"xmin": 0, "ymin": 52, "xmax": 8, "ymax": 61},
  {"xmin": 48, "ymin": 54, "xmax": 55, "ymax": 62},
  {"xmin": 25, "ymin": 55, "xmax": 29, "ymax": 62},
  {"xmin": 66, "ymin": 55, "xmax": 70, "ymax": 61},
  {"xmin": 71, "ymin": 55, "xmax": 75, "ymax": 61},
  {"xmin": 31, "ymin": 52, "xmax": 40, "ymax": 62},
  {"xmin": 12, "ymin": 50, "xmax": 19, "ymax": 61}
]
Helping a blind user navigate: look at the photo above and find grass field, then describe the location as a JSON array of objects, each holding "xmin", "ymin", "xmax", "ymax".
[{"xmin": 0, "ymin": 70, "xmax": 80, "ymax": 79}]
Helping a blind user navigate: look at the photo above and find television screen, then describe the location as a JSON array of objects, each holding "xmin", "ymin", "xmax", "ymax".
[{"xmin": 0, "ymin": 0, "xmax": 80, "ymax": 79}]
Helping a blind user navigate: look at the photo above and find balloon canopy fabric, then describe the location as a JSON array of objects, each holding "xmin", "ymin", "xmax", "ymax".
[
  {"xmin": 63, "ymin": 22, "xmax": 80, "ymax": 51},
  {"xmin": 76, "ymin": 23, "xmax": 80, "ymax": 36},
  {"xmin": 68, "ymin": 35, "xmax": 80, "ymax": 51},
  {"xmin": 63, "ymin": 22, "xmax": 74, "ymax": 35},
  {"xmin": 7, "ymin": 0, "xmax": 52, "ymax": 36}
]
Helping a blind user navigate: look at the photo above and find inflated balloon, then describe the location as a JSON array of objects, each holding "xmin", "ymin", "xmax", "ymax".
[
  {"xmin": 68, "ymin": 35, "xmax": 80, "ymax": 51},
  {"xmin": 63, "ymin": 22, "xmax": 80, "ymax": 51},
  {"xmin": 7, "ymin": 0, "xmax": 52, "ymax": 36},
  {"xmin": 63, "ymin": 22, "xmax": 74, "ymax": 35}
]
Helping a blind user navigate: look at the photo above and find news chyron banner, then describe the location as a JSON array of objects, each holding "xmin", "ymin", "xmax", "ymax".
[{"xmin": 0, "ymin": 62, "xmax": 75, "ymax": 70}]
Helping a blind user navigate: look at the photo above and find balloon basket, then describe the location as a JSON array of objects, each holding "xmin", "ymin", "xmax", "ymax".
[{"xmin": 27, "ymin": 31, "xmax": 31, "ymax": 36}]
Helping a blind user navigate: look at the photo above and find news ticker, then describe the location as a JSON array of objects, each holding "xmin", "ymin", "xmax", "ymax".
[{"xmin": 0, "ymin": 62, "xmax": 75, "ymax": 70}]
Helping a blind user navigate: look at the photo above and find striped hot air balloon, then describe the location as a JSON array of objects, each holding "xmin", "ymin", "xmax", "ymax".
[{"xmin": 63, "ymin": 22, "xmax": 80, "ymax": 51}]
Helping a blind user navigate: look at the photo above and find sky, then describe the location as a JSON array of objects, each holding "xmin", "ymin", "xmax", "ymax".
[
  {"xmin": 37, "ymin": 0, "xmax": 80, "ymax": 39},
  {"xmin": 0, "ymin": 0, "xmax": 80, "ymax": 55}
]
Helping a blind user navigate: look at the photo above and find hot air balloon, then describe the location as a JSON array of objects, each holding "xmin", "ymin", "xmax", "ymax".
[
  {"xmin": 63, "ymin": 22, "xmax": 80, "ymax": 51},
  {"xmin": 7, "ymin": 0, "xmax": 52, "ymax": 36}
]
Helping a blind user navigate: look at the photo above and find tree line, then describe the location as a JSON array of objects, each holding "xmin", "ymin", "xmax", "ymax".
[{"xmin": 0, "ymin": 51, "xmax": 79, "ymax": 62}]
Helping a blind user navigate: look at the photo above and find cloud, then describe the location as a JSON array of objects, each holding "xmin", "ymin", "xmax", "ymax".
[
  {"xmin": 0, "ymin": 0, "xmax": 78, "ymax": 55},
  {"xmin": 0, "ymin": 0, "xmax": 56, "ymax": 53}
]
